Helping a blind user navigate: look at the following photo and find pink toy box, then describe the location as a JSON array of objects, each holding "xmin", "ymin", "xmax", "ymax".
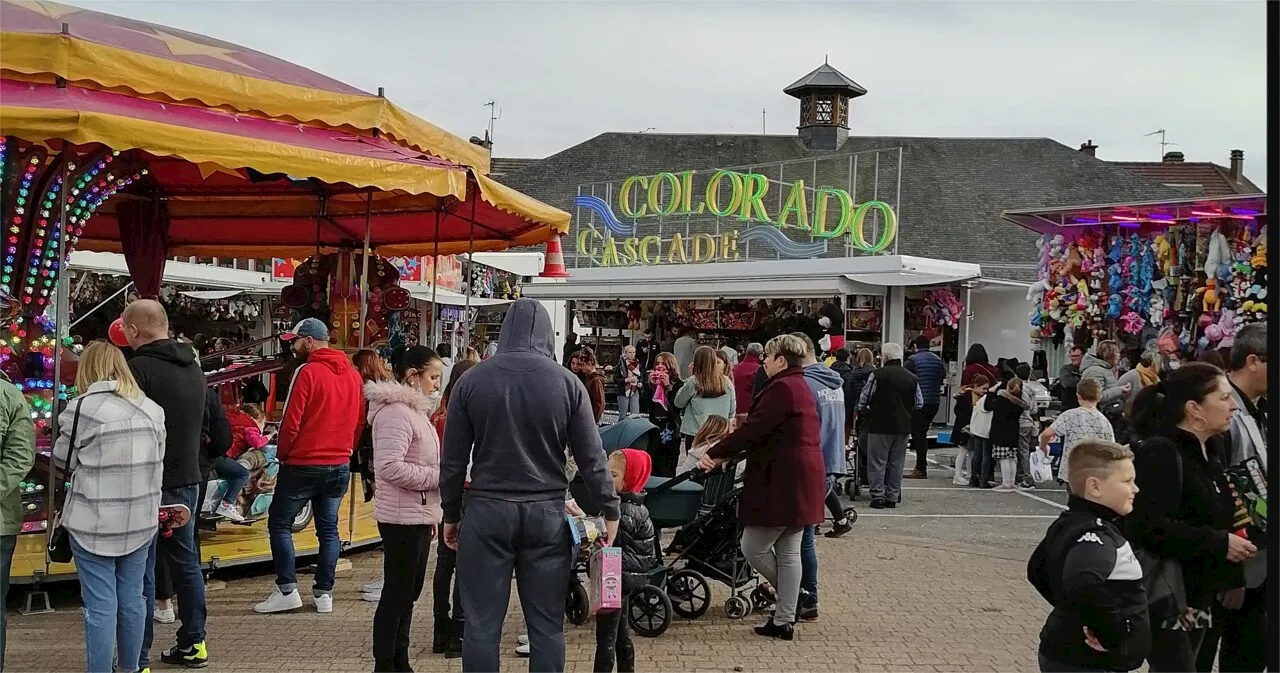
[{"xmin": 588, "ymin": 546, "xmax": 623, "ymax": 614}]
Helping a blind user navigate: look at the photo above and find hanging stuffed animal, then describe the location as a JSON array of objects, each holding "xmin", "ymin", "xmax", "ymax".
[
  {"xmin": 1203, "ymin": 228, "xmax": 1232, "ymax": 279},
  {"xmin": 1202, "ymin": 278, "xmax": 1221, "ymax": 314}
]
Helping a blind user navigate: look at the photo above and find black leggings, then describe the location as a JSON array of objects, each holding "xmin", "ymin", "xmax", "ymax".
[
  {"xmin": 825, "ymin": 491, "xmax": 844, "ymax": 521},
  {"xmin": 432, "ymin": 523, "xmax": 463, "ymax": 621},
  {"xmin": 594, "ymin": 595, "xmax": 634, "ymax": 672},
  {"xmin": 372, "ymin": 522, "xmax": 431, "ymax": 672}
]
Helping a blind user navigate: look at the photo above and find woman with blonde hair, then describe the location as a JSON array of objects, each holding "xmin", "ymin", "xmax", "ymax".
[
  {"xmin": 674, "ymin": 346, "xmax": 736, "ymax": 468},
  {"xmin": 352, "ymin": 348, "xmax": 392, "ymax": 601},
  {"xmin": 54, "ymin": 341, "xmax": 166, "ymax": 672}
]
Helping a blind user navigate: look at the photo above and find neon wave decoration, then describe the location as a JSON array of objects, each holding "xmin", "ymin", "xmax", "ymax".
[
  {"xmin": 737, "ymin": 226, "xmax": 827, "ymax": 259},
  {"xmin": 573, "ymin": 195, "xmax": 635, "ymax": 236}
]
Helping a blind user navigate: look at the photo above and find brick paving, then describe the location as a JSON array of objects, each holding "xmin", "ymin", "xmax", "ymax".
[{"xmin": 4, "ymin": 526, "xmax": 1049, "ymax": 672}]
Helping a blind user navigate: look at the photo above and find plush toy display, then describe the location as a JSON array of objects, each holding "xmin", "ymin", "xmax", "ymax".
[{"xmin": 1030, "ymin": 217, "xmax": 1266, "ymax": 360}]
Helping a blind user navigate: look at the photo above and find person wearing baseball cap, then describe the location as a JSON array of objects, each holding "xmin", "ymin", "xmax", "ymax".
[{"xmin": 255, "ymin": 317, "xmax": 365, "ymax": 616}]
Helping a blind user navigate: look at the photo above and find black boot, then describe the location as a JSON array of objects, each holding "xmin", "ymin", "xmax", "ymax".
[
  {"xmin": 431, "ymin": 616, "xmax": 450, "ymax": 655},
  {"xmin": 445, "ymin": 619, "xmax": 463, "ymax": 659},
  {"xmin": 392, "ymin": 649, "xmax": 414, "ymax": 673},
  {"xmin": 753, "ymin": 619, "xmax": 794, "ymax": 641}
]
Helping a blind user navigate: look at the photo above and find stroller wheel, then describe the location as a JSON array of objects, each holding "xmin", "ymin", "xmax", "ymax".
[
  {"xmin": 628, "ymin": 585, "xmax": 672, "ymax": 638},
  {"xmin": 843, "ymin": 507, "xmax": 859, "ymax": 525},
  {"xmin": 839, "ymin": 476, "xmax": 857, "ymax": 498},
  {"xmin": 667, "ymin": 569, "xmax": 711, "ymax": 619},
  {"xmin": 724, "ymin": 596, "xmax": 750, "ymax": 620},
  {"xmin": 566, "ymin": 580, "xmax": 590, "ymax": 626},
  {"xmin": 750, "ymin": 585, "xmax": 776, "ymax": 612}
]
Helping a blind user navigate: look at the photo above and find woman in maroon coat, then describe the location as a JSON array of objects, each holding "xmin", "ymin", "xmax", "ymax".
[{"xmin": 700, "ymin": 334, "xmax": 826, "ymax": 641}]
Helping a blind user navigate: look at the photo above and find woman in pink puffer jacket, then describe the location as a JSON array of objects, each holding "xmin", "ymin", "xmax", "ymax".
[{"xmin": 368, "ymin": 345, "xmax": 444, "ymax": 672}]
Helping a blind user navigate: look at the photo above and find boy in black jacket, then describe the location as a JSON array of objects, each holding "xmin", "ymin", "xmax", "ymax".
[
  {"xmin": 1028, "ymin": 440, "xmax": 1150, "ymax": 672},
  {"xmin": 596, "ymin": 449, "xmax": 655, "ymax": 673}
]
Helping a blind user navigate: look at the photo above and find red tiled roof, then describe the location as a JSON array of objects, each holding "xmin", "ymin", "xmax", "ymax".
[{"xmin": 1109, "ymin": 161, "xmax": 1261, "ymax": 197}]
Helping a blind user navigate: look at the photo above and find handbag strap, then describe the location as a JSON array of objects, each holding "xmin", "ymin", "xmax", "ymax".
[{"xmin": 55, "ymin": 392, "xmax": 103, "ymax": 514}]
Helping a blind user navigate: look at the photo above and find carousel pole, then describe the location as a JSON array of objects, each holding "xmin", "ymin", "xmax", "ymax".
[
  {"xmin": 348, "ymin": 187, "xmax": 374, "ymax": 545},
  {"xmin": 44, "ymin": 155, "xmax": 71, "ymax": 578},
  {"xmin": 462, "ymin": 198, "xmax": 476, "ymax": 354},
  {"xmin": 430, "ymin": 211, "xmax": 441, "ymax": 348}
]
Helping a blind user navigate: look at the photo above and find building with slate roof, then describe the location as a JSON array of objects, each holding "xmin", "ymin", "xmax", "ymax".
[{"xmin": 499, "ymin": 61, "xmax": 1192, "ymax": 282}]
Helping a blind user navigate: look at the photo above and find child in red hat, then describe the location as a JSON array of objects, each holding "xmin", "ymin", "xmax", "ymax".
[{"xmin": 595, "ymin": 449, "xmax": 655, "ymax": 672}]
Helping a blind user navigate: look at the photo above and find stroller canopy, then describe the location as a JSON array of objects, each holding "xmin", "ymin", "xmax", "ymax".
[{"xmin": 599, "ymin": 417, "xmax": 659, "ymax": 453}]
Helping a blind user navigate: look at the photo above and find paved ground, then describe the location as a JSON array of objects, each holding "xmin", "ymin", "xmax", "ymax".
[{"xmin": 4, "ymin": 447, "xmax": 1064, "ymax": 672}]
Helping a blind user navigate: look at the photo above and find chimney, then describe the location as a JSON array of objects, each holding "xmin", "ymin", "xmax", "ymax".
[
  {"xmin": 1229, "ymin": 149, "xmax": 1243, "ymax": 181},
  {"xmin": 1162, "ymin": 151, "xmax": 1184, "ymax": 163},
  {"xmin": 1078, "ymin": 139, "xmax": 1098, "ymax": 157}
]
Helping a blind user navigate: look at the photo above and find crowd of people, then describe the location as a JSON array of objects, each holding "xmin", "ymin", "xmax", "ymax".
[{"xmin": 0, "ymin": 293, "xmax": 1268, "ymax": 673}]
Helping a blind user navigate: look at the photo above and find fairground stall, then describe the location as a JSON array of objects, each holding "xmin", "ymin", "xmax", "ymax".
[
  {"xmin": 523, "ymin": 156, "xmax": 1025, "ymax": 425},
  {"xmin": 0, "ymin": 0, "xmax": 567, "ymax": 599},
  {"xmin": 1003, "ymin": 194, "xmax": 1267, "ymax": 371}
]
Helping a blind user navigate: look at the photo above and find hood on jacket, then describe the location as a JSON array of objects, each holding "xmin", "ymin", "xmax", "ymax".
[
  {"xmin": 830, "ymin": 361, "xmax": 853, "ymax": 375},
  {"xmin": 496, "ymin": 298, "xmax": 555, "ymax": 358},
  {"xmin": 1080, "ymin": 352, "xmax": 1112, "ymax": 372},
  {"xmin": 133, "ymin": 339, "xmax": 196, "ymax": 366},
  {"xmin": 305, "ymin": 346, "xmax": 357, "ymax": 375},
  {"xmin": 364, "ymin": 380, "xmax": 432, "ymax": 418},
  {"xmin": 803, "ymin": 362, "xmax": 844, "ymax": 390}
]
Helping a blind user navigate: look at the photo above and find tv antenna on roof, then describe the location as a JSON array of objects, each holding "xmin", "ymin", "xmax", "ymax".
[
  {"xmin": 639, "ymin": 127, "xmax": 656, "ymax": 134},
  {"xmin": 484, "ymin": 100, "xmax": 501, "ymax": 148},
  {"xmin": 1144, "ymin": 129, "xmax": 1178, "ymax": 159}
]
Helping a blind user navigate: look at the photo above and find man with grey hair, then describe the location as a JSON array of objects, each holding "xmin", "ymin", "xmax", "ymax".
[
  {"xmin": 856, "ymin": 342, "xmax": 922, "ymax": 509},
  {"xmin": 733, "ymin": 342, "xmax": 765, "ymax": 419},
  {"xmin": 1197, "ymin": 322, "xmax": 1267, "ymax": 673}
]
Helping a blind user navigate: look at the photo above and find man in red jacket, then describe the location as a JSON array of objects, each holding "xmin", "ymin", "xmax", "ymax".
[
  {"xmin": 255, "ymin": 318, "xmax": 365, "ymax": 616},
  {"xmin": 732, "ymin": 342, "xmax": 764, "ymax": 420}
]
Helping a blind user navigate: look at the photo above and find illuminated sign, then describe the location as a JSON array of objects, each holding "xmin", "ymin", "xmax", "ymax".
[{"xmin": 573, "ymin": 168, "xmax": 897, "ymax": 266}]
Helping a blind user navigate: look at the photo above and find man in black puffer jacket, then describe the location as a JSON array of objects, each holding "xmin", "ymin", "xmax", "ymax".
[{"xmin": 597, "ymin": 449, "xmax": 655, "ymax": 673}]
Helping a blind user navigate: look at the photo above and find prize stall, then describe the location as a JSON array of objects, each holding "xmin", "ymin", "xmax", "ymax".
[
  {"xmin": 0, "ymin": 0, "xmax": 567, "ymax": 593},
  {"xmin": 1003, "ymin": 194, "xmax": 1267, "ymax": 368}
]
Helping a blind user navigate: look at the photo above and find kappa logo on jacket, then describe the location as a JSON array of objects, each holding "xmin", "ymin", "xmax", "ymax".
[{"xmin": 1076, "ymin": 532, "xmax": 1103, "ymax": 545}]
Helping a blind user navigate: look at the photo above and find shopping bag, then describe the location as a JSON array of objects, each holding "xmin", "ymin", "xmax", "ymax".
[
  {"xmin": 588, "ymin": 546, "xmax": 623, "ymax": 614},
  {"xmin": 1029, "ymin": 450, "xmax": 1053, "ymax": 484}
]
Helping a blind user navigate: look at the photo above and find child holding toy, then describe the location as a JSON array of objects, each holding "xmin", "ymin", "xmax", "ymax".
[{"xmin": 595, "ymin": 449, "xmax": 655, "ymax": 673}]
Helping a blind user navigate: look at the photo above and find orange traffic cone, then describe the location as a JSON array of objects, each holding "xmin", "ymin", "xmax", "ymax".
[{"xmin": 540, "ymin": 231, "xmax": 572, "ymax": 278}]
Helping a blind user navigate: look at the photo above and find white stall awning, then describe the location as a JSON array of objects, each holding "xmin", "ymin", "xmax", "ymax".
[
  {"xmin": 404, "ymin": 283, "xmax": 512, "ymax": 307},
  {"xmin": 467, "ymin": 252, "xmax": 544, "ymax": 277},
  {"xmin": 522, "ymin": 255, "xmax": 980, "ymax": 301},
  {"xmin": 70, "ymin": 251, "xmax": 280, "ymax": 292}
]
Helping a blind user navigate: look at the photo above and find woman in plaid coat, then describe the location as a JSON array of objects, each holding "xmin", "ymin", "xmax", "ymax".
[{"xmin": 54, "ymin": 341, "xmax": 166, "ymax": 673}]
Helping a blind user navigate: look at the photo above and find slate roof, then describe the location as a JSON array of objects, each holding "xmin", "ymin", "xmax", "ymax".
[
  {"xmin": 783, "ymin": 63, "xmax": 867, "ymax": 98},
  {"xmin": 488, "ymin": 157, "xmax": 541, "ymax": 178},
  {"xmin": 496, "ymin": 133, "xmax": 1189, "ymax": 280},
  {"xmin": 1109, "ymin": 160, "xmax": 1262, "ymax": 197}
]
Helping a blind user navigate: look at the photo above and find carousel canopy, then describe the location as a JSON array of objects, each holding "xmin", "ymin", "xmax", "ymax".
[{"xmin": 0, "ymin": 0, "xmax": 491, "ymax": 174}]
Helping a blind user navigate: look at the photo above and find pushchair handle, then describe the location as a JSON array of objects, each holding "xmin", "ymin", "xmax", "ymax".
[{"xmin": 646, "ymin": 463, "xmax": 736, "ymax": 497}]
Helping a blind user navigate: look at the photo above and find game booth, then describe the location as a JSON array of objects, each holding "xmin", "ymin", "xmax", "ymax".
[
  {"xmin": 524, "ymin": 162, "xmax": 1031, "ymax": 428},
  {"xmin": 1003, "ymin": 194, "xmax": 1267, "ymax": 370},
  {"xmin": 0, "ymin": 0, "xmax": 568, "ymax": 600}
]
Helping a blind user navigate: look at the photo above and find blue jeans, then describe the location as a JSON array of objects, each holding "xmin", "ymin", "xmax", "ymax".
[
  {"xmin": 268, "ymin": 463, "xmax": 349, "ymax": 596},
  {"xmin": 211, "ymin": 456, "xmax": 249, "ymax": 505},
  {"xmin": 72, "ymin": 535, "xmax": 152, "ymax": 673},
  {"xmin": 799, "ymin": 525, "xmax": 817, "ymax": 603},
  {"xmin": 141, "ymin": 486, "xmax": 207, "ymax": 666},
  {"xmin": 969, "ymin": 437, "xmax": 993, "ymax": 487}
]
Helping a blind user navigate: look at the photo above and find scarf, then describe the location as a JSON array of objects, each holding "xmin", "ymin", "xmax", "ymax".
[
  {"xmin": 1137, "ymin": 363, "xmax": 1159, "ymax": 388},
  {"xmin": 648, "ymin": 364, "xmax": 671, "ymax": 410},
  {"xmin": 624, "ymin": 358, "xmax": 642, "ymax": 395}
]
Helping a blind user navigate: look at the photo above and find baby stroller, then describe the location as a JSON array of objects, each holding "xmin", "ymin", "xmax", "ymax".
[
  {"xmin": 654, "ymin": 468, "xmax": 776, "ymax": 624},
  {"xmin": 568, "ymin": 417, "xmax": 686, "ymax": 637},
  {"xmin": 832, "ymin": 424, "xmax": 863, "ymax": 500}
]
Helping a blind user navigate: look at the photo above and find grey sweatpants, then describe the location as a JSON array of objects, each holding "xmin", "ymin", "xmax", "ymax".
[
  {"xmin": 456, "ymin": 496, "xmax": 573, "ymax": 673},
  {"xmin": 865, "ymin": 433, "xmax": 909, "ymax": 502},
  {"xmin": 740, "ymin": 526, "xmax": 804, "ymax": 625}
]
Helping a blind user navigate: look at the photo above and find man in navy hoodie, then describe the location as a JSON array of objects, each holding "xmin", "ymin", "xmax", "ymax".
[
  {"xmin": 792, "ymin": 333, "xmax": 850, "ymax": 622},
  {"xmin": 441, "ymin": 299, "xmax": 619, "ymax": 673}
]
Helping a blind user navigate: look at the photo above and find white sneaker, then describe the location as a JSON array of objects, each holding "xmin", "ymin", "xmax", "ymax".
[
  {"xmin": 362, "ymin": 578, "xmax": 383, "ymax": 593},
  {"xmin": 314, "ymin": 594, "xmax": 333, "ymax": 613},
  {"xmin": 361, "ymin": 590, "xmax": 380, "ymax": 603},
  {"xmin": 215, "ymin": 502, "xmax": 245, "ymax": 522},
  {"xmin": 992, "ymin": 484, "xmax": 1017, "ymax": 493},
  {"xmin": 515, "ymin": 642, "xmax": 530, "ymax": 657},
  {"xmin": 952, "ymin": 474, "xmax": 968, "ymax": 486},
  {"xmin": 517, "ymin": 634, "xmax": 529, "ymax": 646},
  {"xmin": 254, "ymin": 588, "xmax": 303, "ymax": 614},
  {"xmin": 153, "ymin": 606, "xmax": 175, "ymax": 624}
]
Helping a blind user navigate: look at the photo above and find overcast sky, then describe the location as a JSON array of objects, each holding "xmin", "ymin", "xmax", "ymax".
[{"xmin": 76, "ymin": 0, "xmax": 1269, "ymax": 186}]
